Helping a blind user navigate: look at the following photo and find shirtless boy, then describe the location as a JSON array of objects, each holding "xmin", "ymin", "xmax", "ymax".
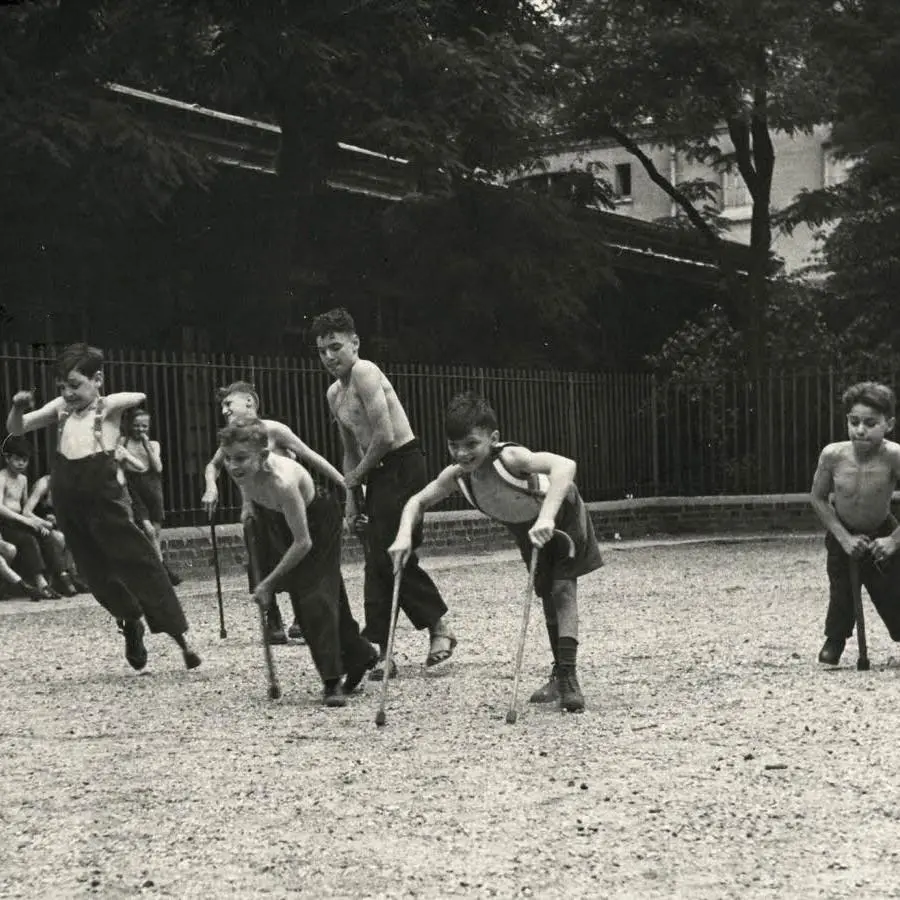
[
  {"xmin": 201, "ymin": 381, "xmax": 345, "ymax": 643},
  {"xmin": 6, "ymin": 343, "xmax": 200, "ymax": 671},
  {"xmin": 811, "ymin": 381, "xmax": 900, "ymax": 665},
  {"xmin": 220, "ymin": 417, "xmax": 376, "ymax": 705},
  {"xmin": 311, "ymin": 308, "xmax": 455, "ymax": 679}
]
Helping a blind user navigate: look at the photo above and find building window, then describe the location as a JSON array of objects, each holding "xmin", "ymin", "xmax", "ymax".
[
  {"xmin": 614, "ymin": 163, "xmax": 632, "ymax": 201},
  {"xmin": 823, "ymin": 145, "xmax": 853, "ymax": 188},
  {"xmin": 721, "ymin": 170, "xmax": 751, "ymax": 209}
]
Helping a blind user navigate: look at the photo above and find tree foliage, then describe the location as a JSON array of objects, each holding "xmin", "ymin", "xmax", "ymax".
[
  {"xmin": 556, "ymin": 0, "xmax": 839, "ymax": 371},
  {"xmin": 778, "ymin": 0, "xmax": 900, "ymax": 371}
]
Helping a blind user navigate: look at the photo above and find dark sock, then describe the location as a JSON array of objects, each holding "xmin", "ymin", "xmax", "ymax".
[
  {"xmin": 542, "ymin": 597, "xmax": 560, "ymax": 663},
  {"xmin": 557, "ymin": 636, "xmax": 578, "ymax": 671}
]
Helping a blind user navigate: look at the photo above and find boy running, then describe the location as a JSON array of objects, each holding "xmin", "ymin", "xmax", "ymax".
[
  {"xmin": 312, "ymin": 307, "xmax": 455, "ymax": 680},
  {"xmin": 5, "ymin": 342, "xmax": 200, "ymax": 671},
  {"xmin": 220, "ymin": 417, "xmax": 377, "ymax": 705},
  {"xmin": 201, "ymin": 381, "xmax": 345, "ymax": 644},
  {"xmin": 388, "ymin": 391, "xmax": 603, "ymax": 712},
  {"xmin": 811, "ymin": 381, "xmax": 900, "ymax": 665}
]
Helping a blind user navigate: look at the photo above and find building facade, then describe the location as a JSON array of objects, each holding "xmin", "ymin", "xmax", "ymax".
[{"xmin": 521, "ymin": 125, "xmax": 848, "ymax": 274}]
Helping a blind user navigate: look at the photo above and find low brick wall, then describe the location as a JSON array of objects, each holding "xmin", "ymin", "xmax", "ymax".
[{"xmin": 162, "ymin": 493, "xmax": 890, "ymax": 581}]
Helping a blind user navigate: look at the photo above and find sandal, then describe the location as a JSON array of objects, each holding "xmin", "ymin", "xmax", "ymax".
[{"xmin": 426, "ymin": 623, "xmax": 457, "ymax": 668}]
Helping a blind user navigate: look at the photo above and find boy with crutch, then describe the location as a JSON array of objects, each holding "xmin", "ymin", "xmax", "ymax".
[
  {"xmin": 219, "ymin": 416, "xmax": 377, "ymax": 705},
  {"xmin": 389, "ymin": 391, "xmax": 603, "ymax": 713},
  {"xmin": 811, "ymin": 381, "xmax": 900, "ymax": 666}
]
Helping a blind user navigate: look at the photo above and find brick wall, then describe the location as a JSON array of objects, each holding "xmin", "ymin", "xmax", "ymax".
[{"xmin": 163, "ymin": 493, "xmax": 900, "ymax": 581}]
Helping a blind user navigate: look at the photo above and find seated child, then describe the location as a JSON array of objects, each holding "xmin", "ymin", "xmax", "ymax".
[
  {"xmin": 811, "ymin": 381, "xmax": 900, "ymax": 665},
  {"xmin": 5, "ymin": 342, "xmax": 200, "ymax": 671},
  {"xmin": 219, "ymin": 417, "xmax": 377, "ymax": 705},
  {"xmin": 388, "ymin": 391, "xmax": 604, "ymax": 712},
  {"xmin": 117, "ymin": 408, "xmax": 181, "ymax": 585},
  {"xmin": 0, "ymin": 532, "xmax": 48, "ymax": 601},
  {"xmin": 23, "ymin": 474, "xmax": 89, "ymax": 594},
  {"xmin": 202, "ymin": 381, "xmax": 345, "ymax": 645},
  {"xmin": 0, "ymin": 435, "xmax": 73, "ymax": 598}
]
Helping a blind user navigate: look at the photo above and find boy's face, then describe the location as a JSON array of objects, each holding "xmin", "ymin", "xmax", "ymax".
[
  {"xmin": 221, "ymin": 392, "xmax": 258, "ymax": 423},
  {"xmin": 58, "ymin": 368, "xmax": 101, "ymax": 410},
  {"xmin": 447, "ymin": 426, "xmax": 499, "ymax": 473},
  {"xmin": 316, "ymin": 330, "xmax": 359, "ymax": 379},
  {"xmin": 221, "ymin": 440, "xmax": 266, "ymax": 482},
  {"xmin": 130, "ymin": 415, "xmax": 150, "ymax": 438},
  {"xmin": 846, "ymin": 402, "xmax": 894, "ymax": 447},
  {"xmin": 4, "ymin": 453, "xmax": 29, "ymax": 475}
]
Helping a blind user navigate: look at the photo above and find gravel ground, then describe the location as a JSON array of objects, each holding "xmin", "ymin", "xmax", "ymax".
[{"xmin": 2, "ymin": 536, "xmax": 900, "ymax": 900}]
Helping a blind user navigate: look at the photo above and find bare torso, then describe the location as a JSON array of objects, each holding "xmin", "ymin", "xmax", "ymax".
[
  {"xmin": 827, "ymin": 440, "xmax": 900, "ymax": 531},
  {"xmin": 241, "ymin": 455, "xmax": 315, "ymax": 513},
  {"xmin": 0, "ymin": 471, "xmax": 27, "ymax": 514},
  {"xmin": 328, "ymin": 360, "xmax": 414, "ymax": 454}
]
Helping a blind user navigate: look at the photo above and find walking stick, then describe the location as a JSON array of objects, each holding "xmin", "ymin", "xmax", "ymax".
[
  {"xmin": 245, "ymin": 515, "xmax": 282, "ymax": 700},
  {"xmin": 849, "ymin": 557, "xmax": 869, "ymax": 671},
  {"xmin": 209, "ymin": 513, "xmax": 226, "ymax": 639},
  {"xmin": 506, "ymin": 550, "xmax": 540, "ymax": 725},
  {"xmin": 506, "ymin": 529, "xmax": 576, "ymax": 725},
  {"xmin": 375, "ymin": 567, "xmax": 403, "ymax": 727}
]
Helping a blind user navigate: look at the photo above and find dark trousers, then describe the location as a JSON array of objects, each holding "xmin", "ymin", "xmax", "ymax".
[
  {"xmin": 825, "ymin": 524, "xmax": 900, "ymax": 641},
  {"xmin": 245, "ymin": 494, "xmax": 373, "ymax": 681},
  {"xmin": 361, "ymin": 440, "xmax": 447, "ymax": 647},
  {"xmin": 52, "ymin": 453, "xmax": 188, "ymax": 635},
  {"xmin": 2, "ymin": 519, "xmax": 65, "ymax": 580}
]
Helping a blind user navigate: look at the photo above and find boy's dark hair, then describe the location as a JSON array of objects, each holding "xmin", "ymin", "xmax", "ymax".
[
  {"xmin": 1, "ymin": 434, "xmax": 32, "ymax": 459},
  {"xmin": 310, "ymin": 307, "xmax": 356, "ymax": 341},
  {"xmin": 56, "ymin": 342, "xmax": 103, "ymax": 379},
  {"xmin": 445, "ymin": 391, "xmax": 499, "ymax": 440},
  {"xmin": 218, "ymin": 416, "xmax": 268, "ymax": 450},
  {"xmin": 216, "ymin": 381, "xmax": 260, "ymax": 409},
  {"xmin": 842, "ymin": 381, "xmax": 896, "ymax": 418}
]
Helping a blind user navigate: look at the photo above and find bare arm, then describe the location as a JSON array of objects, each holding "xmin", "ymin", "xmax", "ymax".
[
  {"xmin": 104, "ymin": 392, "xmax": 147, "ymax": 413},
  {"xmin": 388, "ymin": 466, "xmax": 460, "ymax": 571},
  {"xmin": 23, "ymin": 476, "xmax": 50, "ymax": 516},
  {"xmin": 328, "ymin": 385, "xmax": 362, "ymax": 474},
  {"xmin": 253, "ymin": 483, "xmax": 313, "ymax": 595},
  {"xmin": 502, "ymin": 446, "xmax": 577, "ymax": 544},
  {"xmin": 0, "ymin": 474, "xmax": 36, "ymax": 528},
  {"xmin": 7, "ymin": 394, "xmax": 63, "ymax": 435},
  {"xmin": 810, "ymin": 446, "xmax": 859, "ymax": 554},
  {"xmin": 267, "ymin": 421, "xmax": 344, "ymax": 488},
  {"xmin": 145, "ymin": 439, "xmax": 163, "ymax": 474}
]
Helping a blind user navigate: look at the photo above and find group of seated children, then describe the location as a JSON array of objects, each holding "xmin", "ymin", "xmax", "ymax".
[
  {"xmin": 0, "ymin": 406, "xmax": 177, "ymax": 601},
  {"xmin": 0, "ymin": 435, "xmax": 87, "ymax": 600}
]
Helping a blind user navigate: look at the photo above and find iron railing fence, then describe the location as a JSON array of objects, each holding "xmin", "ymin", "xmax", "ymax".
[{"xmin": 1, "ymin": 343, "xmax": 894, "ymax": 526}]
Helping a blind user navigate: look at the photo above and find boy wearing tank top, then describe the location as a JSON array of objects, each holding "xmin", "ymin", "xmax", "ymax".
[{"xmin": 389, "ymin": 391, "xmax": 603, "ymax": 712}]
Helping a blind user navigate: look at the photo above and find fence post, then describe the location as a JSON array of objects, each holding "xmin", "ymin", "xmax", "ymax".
[
  {"xmin": 650, "ymin": 374, "xmax": 660, "ymax": 496},
  {"xmin": 566, "ymin": 373, "xmax": 578, "ymax": 459}
]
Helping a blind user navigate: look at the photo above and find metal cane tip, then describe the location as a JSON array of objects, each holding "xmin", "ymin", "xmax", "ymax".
[
  {"xmin": 858, "ymin": 659, "xmax": 870, "ymax": 671},
  {"xmin": 269, "ymin": 684, "xmax": 282, "ymax": 700},
  {"xmin": 506, "ymin": 711, "xmax": 518, "ymax": 725},
  {"xmin": 375, "ymin": 711, "xmax": 386, "ymax": 727}
]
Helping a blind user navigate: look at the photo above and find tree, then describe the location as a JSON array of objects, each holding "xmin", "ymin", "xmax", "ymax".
[
  {"xmin": 778, "ymin": 0, "xmax": 900, "ymax": 371},
  {"xmin": 98, "ymin": 0, "xmax": 563, "ymax": 335},
  {"xmin": 0, "ymin": 0, "xmax": 216, "ymax": 341},
  {"xmin": 556, "ymin": 0, "xmax": 838, "ymax": 372}
]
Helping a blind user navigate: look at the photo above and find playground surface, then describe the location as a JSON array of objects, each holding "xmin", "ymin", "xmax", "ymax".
[{"xmin": 2, "ymin": 536, "xmax": 900, "ymax": 900}]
